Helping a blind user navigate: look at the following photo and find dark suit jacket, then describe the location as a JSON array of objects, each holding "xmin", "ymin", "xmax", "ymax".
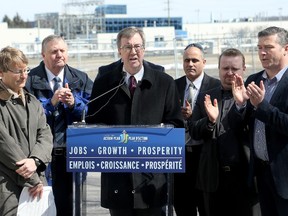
[
  {"xmin": 174, "ymin": 74, "xmax": 220, "ymax": 173},
  {"xmin": 244, "ymin": 69, "xmax": 288, "ymax": 199},
  {"xmin": 86, "ymin": 60, "xmax": 183, "ymax": 209},
  {"xmin": 189, "ymin": 86, "xmax": 249, "ymax": 192}
]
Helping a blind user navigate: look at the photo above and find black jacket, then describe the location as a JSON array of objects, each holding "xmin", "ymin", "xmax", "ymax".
[
  {"xmin": 190, "ymin": 86, "xmax": 249, "ymax": 192},
  {"xmin": 86, "ymin": 60, "xmax": 183, "ymax": 209}
]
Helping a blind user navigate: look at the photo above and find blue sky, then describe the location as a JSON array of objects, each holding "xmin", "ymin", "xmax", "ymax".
[{"xmin": 1, "ymin": 0, "xmax": 287, "ymax": 24}]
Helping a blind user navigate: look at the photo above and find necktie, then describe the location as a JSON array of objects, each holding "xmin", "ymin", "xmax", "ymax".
[
  {"xmin": 254, "ymin": 77, "xmax": 277, "ymax": 161},
  {"xmin": 53, "ymin": 77, "xmax": 62, "ymax": 92},
  {"xmin": 53, "ymin": 77, "xmax": 66, "ymax": 147},
  {"xmin": 186, "ymin": 83, "xmax": 196, "ymax": 109},
  {"xmin": 129, "ymin": 76, "xmax": 137, "ymax": 97},
  {"xmin": 185, "ymin": 83, "xmax": 197, "ymax": 145}
]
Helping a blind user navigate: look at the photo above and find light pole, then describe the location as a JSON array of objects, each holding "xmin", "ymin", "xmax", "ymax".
[
  {"xmin": 167, "ymin": 0, "xmax": 171, "ymax": 26},
  {"xmin": 195, "ymin": 9, "xmax": 200, "ymax": 41},
  {"xmin": 279, "ymin": 7, "xmax": 283, "ymax": 26}
]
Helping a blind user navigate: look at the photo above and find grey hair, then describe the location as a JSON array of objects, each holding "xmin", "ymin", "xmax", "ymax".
[
  {"xmin": 258, "ymin": 26, "xmax": 288, "ymax": 47},
  {"xmin": 41, "ymin": 34, "xmax": 67, "ymax": 53}
]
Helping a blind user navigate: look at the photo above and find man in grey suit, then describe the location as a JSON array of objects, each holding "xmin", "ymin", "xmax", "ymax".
[{"xmin": 174, "ymin": 43, "xmax": 220, "ymax": 216}]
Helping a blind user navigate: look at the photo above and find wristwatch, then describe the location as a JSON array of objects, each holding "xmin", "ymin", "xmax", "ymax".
[{"xmin": 32, "ymin": 157, "xmax": 41, "ymax": 167}]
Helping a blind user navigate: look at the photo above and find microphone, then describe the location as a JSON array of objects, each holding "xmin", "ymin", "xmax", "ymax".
[{"xmin": 80, "ymin": 72, "xmax": 127, "ymax": 124}]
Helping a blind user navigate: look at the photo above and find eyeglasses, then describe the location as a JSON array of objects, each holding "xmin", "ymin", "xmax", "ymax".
[
  {"xmin": 120, "ymin": 44, "xmax": 144, "ymax": 53},
  {"xmin": 8, "ymin": 67, "xmax": 30, "ymax": 74}
]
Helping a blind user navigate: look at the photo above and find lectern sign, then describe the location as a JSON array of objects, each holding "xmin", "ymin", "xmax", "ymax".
[{"xmin": 66, "ymin": 125, "xmax": 185, "ymax": 173}]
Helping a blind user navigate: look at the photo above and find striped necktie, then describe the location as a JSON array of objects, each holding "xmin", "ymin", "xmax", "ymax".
[
  {"xmin": 53, "ymin": 77, "xmax": 66, "ymax": 147},
  {"xmin": 53, "ymin": 77, "xmax": 61, "ymax": 92}
]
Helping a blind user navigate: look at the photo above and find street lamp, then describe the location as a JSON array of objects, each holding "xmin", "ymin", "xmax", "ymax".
[
  {"xmin": 279, "ymin": 7, "xmax": 282, "ymax": 21},
  {"xmin": 278, "ymin": 7, "xmax": 283, "ymax": 27},
  {"xmin": 195, "ymin": 9, "xmax": 200, "ymax": 41}
]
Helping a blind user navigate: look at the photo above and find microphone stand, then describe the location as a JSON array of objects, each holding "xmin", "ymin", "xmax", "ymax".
[{"xmin": 80, "ymin": 76, "xmax": 126, "ymax": 124}]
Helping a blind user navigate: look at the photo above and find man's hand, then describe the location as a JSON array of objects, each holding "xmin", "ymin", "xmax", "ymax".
[
  {"xmin": 61, "ymin": 83, "xmax": 75, "ymax": 109},
  {"xmin": 51, "ymin": 83, "xmax": 75, "ymax": 108},
  {"xmin": 246, "ymin": 81, "xmax": 265, "ymax": 108},
  {"xmin": 232, "ymin": 73, "xmax": 249, "ymax": 106},
  {"xmin": 204, "ymin": 94, "xmax": 218, "ymax": 123},
  {"xmin": 181, "ymin": 100, "xmax": 192, "ymax": 120}
]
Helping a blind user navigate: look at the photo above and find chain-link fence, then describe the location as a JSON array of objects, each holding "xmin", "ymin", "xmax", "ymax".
[{"xmin": 20, "ymin": 37, "xmax": 262, "ymax": 81}]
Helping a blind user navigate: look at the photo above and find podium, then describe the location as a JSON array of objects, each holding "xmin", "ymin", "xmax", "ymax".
[{"xmin": 67, "ymin": 124, "xmax": 185, "ymax": 216}]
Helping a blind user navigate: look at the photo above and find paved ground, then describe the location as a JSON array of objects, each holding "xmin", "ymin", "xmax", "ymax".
[
  {"xmin": 82, "ymin": 172, "xmax": 109, "ymax": 216},
  {"xmin": 81, "ymin": 172, "xmax": 176, "ymax": 216}
]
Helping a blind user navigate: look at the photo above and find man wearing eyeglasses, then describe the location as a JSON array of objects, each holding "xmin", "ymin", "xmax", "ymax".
[
  {"xmin": 0, "ymin": 46, "xmax": 53, "ymax": 215},
  {"xmin": 174, "ymin": 43, "xmax": 220, "ymax": 216},
  {"xmin": 25, "ymin": 35, "xmax": 93, "ymax": 216},
  {"xmin": 86, "ymin": 26, "xmax": 183, "ymax": 216}
]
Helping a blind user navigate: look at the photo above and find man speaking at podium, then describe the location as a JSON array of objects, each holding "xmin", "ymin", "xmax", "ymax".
[{"xmin": 86, "ymin": 26, "xmax": 183, "ymax": 216}]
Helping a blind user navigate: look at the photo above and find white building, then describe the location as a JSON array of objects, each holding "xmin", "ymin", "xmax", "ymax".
[
  {"xmin": 1, "ymin": 20, "xmax": 288, "ymax": 55},
  {"xmin": 183, "ymin": 20, "xmax": 288, "ymax": 54},
  {"xmin": 0, "ymin": 22, "xmax": 54, "ymax": 54}
]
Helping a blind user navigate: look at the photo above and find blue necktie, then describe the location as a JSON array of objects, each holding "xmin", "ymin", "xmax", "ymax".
[
  {"xmin": 53, "ymin": 77, "xmax": 61, "ymax": 92},
  {"xmin": 53, "ymin": 77, "xmax": 66, "ymax": 147},
  {"xmin": 254, "ymin": 77, "xmax": 277, "ymax": 161}
]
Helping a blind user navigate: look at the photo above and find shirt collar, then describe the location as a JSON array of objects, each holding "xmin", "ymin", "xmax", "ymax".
[
  {"xmin": 46, "ymin": 66, "xmax": 65, "ymax": 83},
  {"xmin": 185, "ymin": 72, "xmax": 204, "ymax": 91},
  {"xmin": 262, "ymin": 66, "xmax": 288, "ymax": 82},
  {"xmin": 123, "ymin": 66, "xmax": 144, "ymax": 84}
]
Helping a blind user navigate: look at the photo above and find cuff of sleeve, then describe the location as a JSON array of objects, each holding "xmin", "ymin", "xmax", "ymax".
[{"xmin": 207, "ymin": 120, "xmax": 216, "ymax": 131}]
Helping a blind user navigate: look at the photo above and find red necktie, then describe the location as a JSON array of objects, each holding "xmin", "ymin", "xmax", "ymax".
[{"xmin": 129, "ymin": 76, "xmax": 137, "ymax": 96}]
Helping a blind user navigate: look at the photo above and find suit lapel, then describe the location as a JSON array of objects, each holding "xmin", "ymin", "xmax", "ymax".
[
  {"xmin": 200, "ymin": 74, "xmax": 209, "ymax": 91},
  {"xmin": 180, "ymin": 78, "xmax": 186, "ymax": 105}
]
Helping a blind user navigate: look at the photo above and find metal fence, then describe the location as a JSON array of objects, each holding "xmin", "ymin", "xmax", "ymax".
[{"xmin": 21, "ymin": 37, "xmax": 262, "ymax": 81}]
